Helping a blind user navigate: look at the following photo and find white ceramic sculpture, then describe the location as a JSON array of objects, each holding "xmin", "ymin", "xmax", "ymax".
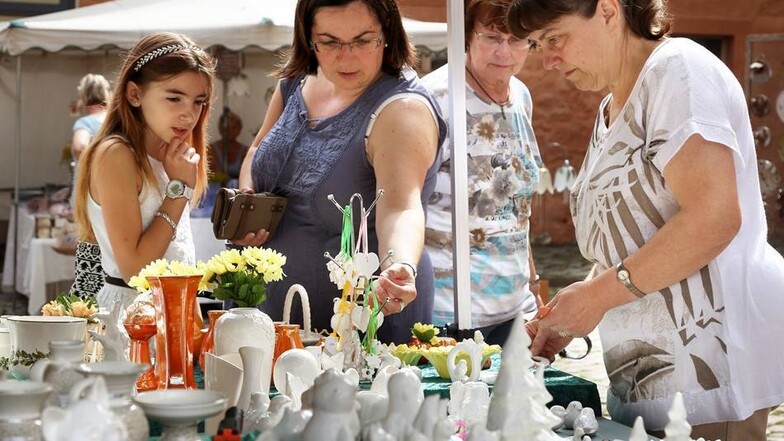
[
  {"xmin": 573, "ymin": 407, "xmax": 599, "ymax": 436},
  {"xmin": 449, "ymin": 381, "xmax": 490, "ymax": 430},
  {"xmin": 355, "ymin": 390, "xmax": 389, "ymax": 427},
  {"xmin": 381, "ymin": 368, "xmax": 424, "ymax": 440},
  {"xmin": 273, "ymin": 348, "xmax": 320, "ymax": 397},
  {"xmin": 301, "ymin": 368, "xmax": 360, "ymax": 441},
  {"xmin": 255, "ymin": 407, "xmax": 312, "ymax": 441},
  {"xmin": 74, "ymin": 361, "xmax": 149, "ymax": 441},
  {"xmin": 42, "ymin": 376, "xmax": 128, "ymax": 441},
  {"xmin": 446, "ymin": 339, "xmax": 484, "ymax": 382},
  {"xmin": 664, "ymin": 392, "xmax": 691, "ymax": 441},
  {"xmin": 260, "ymin": 395, "xmax": 294, "ymax": 432},
  {"xmin": 628, "ymin": 416, "xmax": 648, "ymax": 441},
  {"xmin": 89, "ymin": 301, "xmax": 128, "ymax": 361},
  {"xmin": 485, "ymin": 315, "xmax": 562, "ymax": 440},
  {"xmin": 562, "ymin": 401, "xmax": 583, "ymax": 429}
]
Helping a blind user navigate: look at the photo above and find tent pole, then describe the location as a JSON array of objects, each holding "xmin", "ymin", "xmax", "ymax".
[
  {"xmin": 446, "ymin": 0, "xmax": 471, "ymax": 330},
  {"xmin": 12, "ymin": 55, "xmax": 21, "ymax": 293}
]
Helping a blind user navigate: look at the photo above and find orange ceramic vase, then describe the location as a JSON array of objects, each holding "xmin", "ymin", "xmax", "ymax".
[
  {"xmin": 199, "ymin": 310, "xmax": 227, "ymax": 369},
  {"xmin": 273, "ymin": 323, "xmax": 305, "ymax": 364},
  {"xmin": 148, "ymin": 275, "xmax": 201, "ymax": 389}
]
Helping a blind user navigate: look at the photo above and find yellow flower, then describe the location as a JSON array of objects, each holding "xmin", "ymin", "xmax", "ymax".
[
  {"xmin": 42, "ymin": 301, "xmax": 66, "ymax": 316},
  {"xmin": 129, "ymin": 258, "xmax": 201, "ymax": 293},
  {"xmin": 70, "ymin": 300, "xmax": 93, "ymax": 318},
  {"xmin": 412, "ymin": 322, "xmax": 440, "ymax": 345},
  {"xmin": 199, "ymin": 246, "xmax": 287, "ymax": 307}
]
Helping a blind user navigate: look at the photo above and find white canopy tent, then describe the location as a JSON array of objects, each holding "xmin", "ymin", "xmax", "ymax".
[
  {"xmin": 0, "ymin": 0, "xmax": 474, "ymax": 330},
  {"xmin": 0, "ymin": 0, "xmax": 449, "ymax": 56}
]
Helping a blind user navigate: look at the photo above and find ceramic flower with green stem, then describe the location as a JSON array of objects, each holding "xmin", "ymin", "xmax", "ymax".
[{"xmin": 199, "ymin": 247, "xmax": 286, "ymax": 307}]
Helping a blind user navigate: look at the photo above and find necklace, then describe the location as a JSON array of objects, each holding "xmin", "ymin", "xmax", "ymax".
[{"xmin": 466, "ymin": 67, "xmax": 510, "ymax": 120}]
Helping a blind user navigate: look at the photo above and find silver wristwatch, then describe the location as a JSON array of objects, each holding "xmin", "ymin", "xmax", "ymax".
[
  {"xmin": 615, "ymin": 261, "xmax": 645, "ymax": 298},
  {"xmin": 165, "ymin": 179, "xmax": 193, "ymax": 201}
]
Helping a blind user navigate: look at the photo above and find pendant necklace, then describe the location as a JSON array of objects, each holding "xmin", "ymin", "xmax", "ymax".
[{"xmin": 466, "ymin": 67, "xmax": 510, "ymax": 120}]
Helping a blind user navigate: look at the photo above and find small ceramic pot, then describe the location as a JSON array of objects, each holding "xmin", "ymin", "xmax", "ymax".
[{"xmin": 0, "ymin": 380, "xmax": 52, "ymax": 441}]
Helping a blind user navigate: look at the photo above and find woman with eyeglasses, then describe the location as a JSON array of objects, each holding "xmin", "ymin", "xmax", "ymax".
[
  {"xmin": 422, "ymin": 0, "xmax": 543, "ymax": 347},
  {"xmin": 509, "ymin": 0, "xmax": 784, "ymax": 438},
  {"xmin": 236, "ymin": 0, "xmax": 447, "ymax": 344}
]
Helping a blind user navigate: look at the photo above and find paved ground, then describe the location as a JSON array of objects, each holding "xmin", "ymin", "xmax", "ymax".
[{"xmin": 535, "ymin": 243, "xmax": 784, "ymax": 440}]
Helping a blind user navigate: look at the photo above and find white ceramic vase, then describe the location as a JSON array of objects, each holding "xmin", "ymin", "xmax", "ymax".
[
  {"xmin": 237, "ymin": 345, "xmax": 264, "ymax": 412},
  {"xmin": 214, "ymin": 307, "xmax": 275, "ymax": 393}
]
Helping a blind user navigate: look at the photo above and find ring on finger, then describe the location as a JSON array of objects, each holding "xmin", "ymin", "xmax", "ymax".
[{"xmin": 557, "ymin": 329, "xmax": 570, "ymax": 338}]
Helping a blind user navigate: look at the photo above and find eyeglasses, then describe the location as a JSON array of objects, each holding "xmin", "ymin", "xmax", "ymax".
[
  {"xmin": 473, "ymin": 32, "xmax": 528, "ymax": 50},
  {"xmin": 526, "ymin": 34, "xmax": 565, "ymax": 53},
  {"xmin": 310, "ymin": 37, "xmax": 384, "ymax": 54}
]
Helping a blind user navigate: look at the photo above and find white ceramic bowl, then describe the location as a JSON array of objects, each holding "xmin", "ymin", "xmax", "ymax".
[
  {"xmin": 133, "ymin": 390, "xmax": 227, "ymax": 426},
  {"xmin": 6, "ymin": 316, "xmax": 87, "ymax": 379}
]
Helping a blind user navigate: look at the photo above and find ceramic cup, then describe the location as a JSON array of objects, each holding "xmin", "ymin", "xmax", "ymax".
[
  {"xmin": 6, "ymin": 316, "xmax": 87, "ymax": 379},
  {"xmin": 0, "ymin": 380, "xmax": 52, "ymax": 440}
]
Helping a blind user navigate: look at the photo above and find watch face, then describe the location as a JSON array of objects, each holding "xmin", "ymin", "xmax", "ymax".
[
  {"xmin": 618, "ymin": 269, "xmax": 629, "ymax": 281},
  {"xmin": 167, "ymin": 180, "xmax": 184, "ymax": 197}
]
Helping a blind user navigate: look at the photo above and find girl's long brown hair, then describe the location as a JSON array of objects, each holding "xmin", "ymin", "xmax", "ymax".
[{"xmin": 74, "ymin": 32, "xmax": 216, "ymax": 242}]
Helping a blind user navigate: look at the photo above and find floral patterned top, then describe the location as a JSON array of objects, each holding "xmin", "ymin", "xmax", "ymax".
[{"xmin": 422, "ymin": 64, "xmax": 541, "ymax": 328}]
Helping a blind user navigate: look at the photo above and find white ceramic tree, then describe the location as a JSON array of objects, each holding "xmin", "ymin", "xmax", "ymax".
[
  {"xmin": 486, "ymin": 314, "xmax": 562, "ymax": 440},
  {"xmin": 628, "ymin": 416, "xmax": 648, "ymax": 441},
  {"xmin": 664, "ymin": 392, "xmax": 692, "ymax": 441}
]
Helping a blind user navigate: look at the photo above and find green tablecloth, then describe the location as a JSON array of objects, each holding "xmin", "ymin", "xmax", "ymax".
[{"xmin": 417, "ymin": 353, "xmax": 602, "ymax": 416}]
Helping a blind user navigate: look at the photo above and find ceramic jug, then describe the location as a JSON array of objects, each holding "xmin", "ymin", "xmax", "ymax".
[
  {"xmin": 74, "ymin": 361, "xmax": 150, "ymax": 441},
  {"xmin": 30, "ymin": 339, "xmax": 86, "ymax": 407},
  {"xmin": 0, "ymin": 381, "xmax": 52, "ymax": 441}
]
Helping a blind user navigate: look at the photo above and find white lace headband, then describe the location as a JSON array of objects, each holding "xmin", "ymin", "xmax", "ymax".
[{"xmin": 133, "ymin": 44, "xmax": 202, "ymax": 72}]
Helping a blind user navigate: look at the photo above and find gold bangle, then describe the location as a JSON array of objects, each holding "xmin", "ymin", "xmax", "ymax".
[{"xmin": 155, "ymin": 211, "xmax": 177, "ymax": 240}]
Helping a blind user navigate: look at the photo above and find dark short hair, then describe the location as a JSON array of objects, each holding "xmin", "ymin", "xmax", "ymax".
[
  {"xmin": 465, "ymin": 0, "xmax": 516, "ymax": 51},
  {"xmin": 506, "ymin": 0, "xmax": 671, "ymax": 40},
  {"xmin": 277, "ymin": 0, "xmax": 416, "ymax": 79}
]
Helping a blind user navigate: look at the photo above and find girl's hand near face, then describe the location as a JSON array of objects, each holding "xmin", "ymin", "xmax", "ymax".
[{"xmin": 162, "ymin": 137, "xmax": 200, "ymax": 188}]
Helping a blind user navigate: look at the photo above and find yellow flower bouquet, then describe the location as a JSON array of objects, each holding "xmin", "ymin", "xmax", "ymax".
[
  {"xmin": 199, "ymin": 247, "xmax": 286, "ymax": 307},
  {"xmin": 128, "ymin": 259, "xmax": 204, "ymax": 292}
]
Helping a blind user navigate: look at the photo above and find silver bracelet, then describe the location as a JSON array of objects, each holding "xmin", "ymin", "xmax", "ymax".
[
  {"xmin": 155, "ymin": 211, "xmax": 177, "ymax": 240},
  {"xmin": 398, "ymin": 261, "xmax": 418, "ymax": 278}
]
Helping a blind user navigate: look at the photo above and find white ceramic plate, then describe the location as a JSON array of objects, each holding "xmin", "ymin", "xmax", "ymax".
[{"xmin": 133, "ymin": 390, "xmax": 227, "ymax": 425}]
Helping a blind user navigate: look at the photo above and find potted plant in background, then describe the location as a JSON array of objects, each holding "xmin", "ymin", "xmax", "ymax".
[{"xmin": 200, "ymin": 247, "xmax": 285, "ymax": 394}]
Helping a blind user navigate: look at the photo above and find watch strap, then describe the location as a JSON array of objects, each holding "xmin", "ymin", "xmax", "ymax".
[{"xmin": 615, "ymin": 261, "xmax": 646, "ymax": 298}]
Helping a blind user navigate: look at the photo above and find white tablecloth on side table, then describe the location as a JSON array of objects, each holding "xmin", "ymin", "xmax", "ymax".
[
  {"xmin": 2, "ymin": 205, "xmax": 36, "ymax": 294},
  {"xmin": 26, "ymin": 238, "xmax": 75, "ymax": 315}
]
